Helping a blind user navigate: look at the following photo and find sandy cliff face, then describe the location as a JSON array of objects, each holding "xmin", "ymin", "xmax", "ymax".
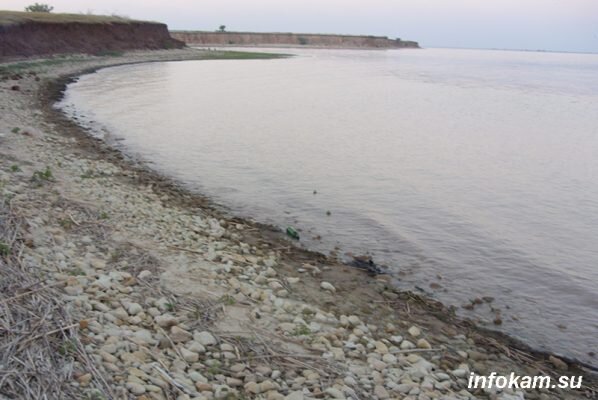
[
  {"xmin": 0, "ymin": 21, "xmax": 184, "ymax": 59},
  {"xmin": 171, "ymin": 31, "xmax": 419, "ymax": 49}
]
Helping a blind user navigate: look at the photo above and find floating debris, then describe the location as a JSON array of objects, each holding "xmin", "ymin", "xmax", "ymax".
[
  {"xmin": 286, "ymin": 226, "xmax": 300, "ymax": 240},
  {"xmin": 349, "ymin": 255, "xmax": 385, "ymax": 276}
]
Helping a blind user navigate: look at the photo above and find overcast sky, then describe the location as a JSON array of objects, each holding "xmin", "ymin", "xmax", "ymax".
[{"xmin": 4, "ymin": 0, "xmax": 598, "ymax": 53}]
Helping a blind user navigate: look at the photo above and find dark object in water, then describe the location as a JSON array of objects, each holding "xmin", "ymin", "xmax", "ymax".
[
  {"xmin": 350, "ymin": 255, "xmax": 385, "ymax": 276},
  {"xmin": 286, "ymin": 226, "xmax": 300, "ymax": 240}
]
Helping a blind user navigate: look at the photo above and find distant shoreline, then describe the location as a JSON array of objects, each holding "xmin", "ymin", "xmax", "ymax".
[{"xmin": 170, "ymin": 30, "xmax": 419, "ymax": 49}]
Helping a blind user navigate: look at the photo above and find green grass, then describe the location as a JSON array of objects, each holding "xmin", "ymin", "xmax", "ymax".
[
  {"xmin": 0, "ymin": 242, "xmax": 10, "ymax": 256},
  {"xmin": 0, "ymin": 55, "xmax": 87, "ymax": 75},
  {"xmin": 32, "ymin": 166, "xmax": 53, "ymax": 181},
  {"xmin": 67, "ymin": 267, "xmax": 86, "ymax": 276},
  {"xmin": 200, "ymin": 50, "xmax": 289, "ymax": 60},
  {"xmin": 292, "ymin": 324, "xmax": 311, "ymax": 336},
  {"xmin": 0, "ymin": 10, "xmax": 146, "ymax": 26},
  {"xmin": 219, "ymin": 294, "xmax": 236, "ymax": 306}
]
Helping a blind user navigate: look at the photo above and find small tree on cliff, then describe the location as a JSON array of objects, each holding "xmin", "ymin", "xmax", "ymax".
[
  {"xmin": 25, "ymin": 3, "xmax": 54, "ymax": 12},
  {"xmin": 218, "ymin": 25, "xmax": 226, "ymax": 32}
]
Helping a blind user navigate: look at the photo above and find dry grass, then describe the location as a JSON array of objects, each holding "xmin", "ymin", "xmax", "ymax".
[
  {"xmin": 0, "ymin": 200, "xmax": 109, "ymax": 399},
  {"xmin": 0, "ymin": 10, "xmax": 148, "ymax": 26}
]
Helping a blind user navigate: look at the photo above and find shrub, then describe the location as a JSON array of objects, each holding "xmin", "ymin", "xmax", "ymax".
[{"xmin": 25, "ymin": 3, "xmax": 54, "ymax": 12}]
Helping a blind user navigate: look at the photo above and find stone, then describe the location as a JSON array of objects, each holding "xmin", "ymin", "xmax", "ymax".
[
  {"xmin": 389, "ymin": 335, "xmax": 403, "ymax": 344},
  {"xmin": 155, "ymin": 314, "xmax": 178, "ymax": 327},
  {"xmin": 133, "ymin": 329, "xmax": 155, "ymax": 345},
  {"xmin": 194, "ymin": 331, "xmax": 217, "ymax": 346},
  {"xmin": 77, "ymin": 373, "xmax": 92, "ymax": 386},
  {"xmin": 416, "ymin": 338, "xmax": 432, "ymax": 349},
  {"xmin": 180, "ymin": 347, "xmax": 199, "ymax": 362},
  {"xmin": 374, "ymin": 385, "xmax": 390, "ymax": 399},
  {"xmin": 320, "ymin": 281, "xmax": 336, "ymax": 292},
  {"xmin": 285, "ymin": 391, "xmax": 304, "ymax": 400},
  {"xmin": 278, "ymin": 322, "xmax": 295, "ymax": 332},
  {"xmin": 549, "ymin": 355, "xmax": 568, "ymax": 371},
  {"xmin": 396, "ymin": 383, "xmax": 413, "ymax": 394},
  {"xmin": 259, "ymin": 380, "xmax": 277, "ymax": 392},
  {"xmin": 127, "ymin": 302, "xmax": 143, "ymax": 315},
  {"xmin": 244, "ymin": 381, "xmax": 260, "ymax": 394},
  {"xmin": 196, "ymin": 382, "xmax": 213, "ymax": 391},
  {"xmin": 452, "ymin": 368, "xmax": 468, "ymax": 378},
  {"xmin": 370, "ymin": 359, "xmax": 387, "ymax": 371},
  {"xmin": 126, "ymin": 382, "xmax": 146, "ymax": 395},
  {"xmin": 408, "ymin": 326, "xmax": 421, "ymax": 337},
  {"xmin": 170, "ymin": 326, "xmax": 192, "ymax": 343},
  {"xmin": 382, "ymin": 353, "xmax": 397, "ymax": 364},
  {"xmin": 138, "ymin": 270, "xmax": 152, "ymax": 279},
  {"xmin": 325, "ymin": 387, "xmax": 345, "ymax": 398},
  {"xmin": 186, "ymin": 341, "xmax": 206, "ymax": 354},
  {"xmin": 374, "ymin": 341, "xmax": 389, "ymax": 354},
  {"xmin": 90, "ymin": 258, "xmax": 106, "ymax": 269},
  {"xmin": 400, "ymin": 340, "xmax": 416, "ymax": 350},
  {"xmin": 188, "ymin": 371, "xmax": 208, "ymax": 383}
]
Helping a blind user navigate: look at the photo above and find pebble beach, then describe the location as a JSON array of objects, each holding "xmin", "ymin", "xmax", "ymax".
[{"xmin": 0, "ymin": 48, "xmax": 595, "ymax": 400}]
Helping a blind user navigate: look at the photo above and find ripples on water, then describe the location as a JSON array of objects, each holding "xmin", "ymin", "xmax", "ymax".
[{"xmin": 58, "ymin": 48, "xmax": 598, "ymax": 365}]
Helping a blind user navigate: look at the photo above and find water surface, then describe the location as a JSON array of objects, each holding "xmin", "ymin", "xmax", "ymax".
[{"xmin": 59, "ymin": 48, "xmax": 598, "ymax": 365}]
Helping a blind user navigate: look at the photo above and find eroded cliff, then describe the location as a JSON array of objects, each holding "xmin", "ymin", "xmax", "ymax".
[
  {"xmin": 0, "ymin": 11, "xmax": 184, "ymax": 59},
  {"xmin": 171, "ymin": 31, "xmax": 419, "ymax": 49}
]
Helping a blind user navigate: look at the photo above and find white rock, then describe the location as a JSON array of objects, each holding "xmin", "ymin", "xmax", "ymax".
[
  {"xmin": 132, "ymin": 329, "xmax": 155, "ymax": 345},
  {"xmin": 170, "ymin": 326, "xmax": 192, "ymax": 343},
  {"xmin": 374, "ymin": 385, "xmax": 390, "ymax": 399},
  {"xmin": 452, "ymin": 368, "xmax": 468, "ymax": 378},
  {"xmin": 194, "ymin": 331, "xmax": 217, "ymax": 346},
  {"xmin": 400, "ymin": 340, "xmax": 416, "ymax": 350},
  {"xmin": 127, "ymin": 303, "xmax": 143, "ymax": 316},
  {"xmin": 186, "ymin": 341, "xmax": 206, "ymax": 354},
  {"xmin": 138, "ymin": 270, "xmax": 152, "ymax": 279},
  {"xmin": 126, "ymin": 382, "xmax": 146, "ymax": 395},
  {"xmin": 408, "ymin": 326, "xmax": 421, "ymax": 337},
  {"xmin": 320, "ymin": 282, "xmax": 336, "ymax": 292},
  {"xmin": 324, "ymin": 387, "xmax": 345, "ymax": 399},
  {"xmin": 285, "ymin": 391, "xmax": 304, "ymax": 400},
  {"xmin": 389, "ymin": 335, "xmax": 403, "ymax": 344},
  {"xmin": 180, "ymin": 347, "xmax": 199, "ymax": 362}
]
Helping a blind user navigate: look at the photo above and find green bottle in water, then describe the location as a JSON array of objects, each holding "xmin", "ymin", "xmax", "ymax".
[{"xmin": 286, "ymin": 226, "xmax": 300, "ymax": 240}]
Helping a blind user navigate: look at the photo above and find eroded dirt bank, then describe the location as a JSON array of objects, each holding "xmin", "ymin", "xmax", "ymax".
[
  {"xmin": 0, "ymin": 11, "xmax": 183, "ymax": 59},
  {"xmin": 170, "ymin": 31, "xmax": 419, "ymax": 49},
  {"xmin": 0, "ymin": 49, "xmax": 595, "ymax": 400}
]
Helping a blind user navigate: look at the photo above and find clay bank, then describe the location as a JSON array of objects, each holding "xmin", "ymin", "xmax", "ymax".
[
  {"xmin": 170, "ymin": 31, "xmax": 419, "ymax": 49},
  {"xmin": 0, "ymin": 10, "xmax": 183, "ymax": 59}
]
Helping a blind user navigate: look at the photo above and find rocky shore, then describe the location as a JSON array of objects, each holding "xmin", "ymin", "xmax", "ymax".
[{"xmin": 0, "ymin": 49, "xmax": 595, "ymax": 400}]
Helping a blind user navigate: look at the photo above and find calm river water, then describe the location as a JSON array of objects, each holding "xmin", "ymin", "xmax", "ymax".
[{"xmin": 59, "ymin": 48, "xmax": 598, "ymax": 365}]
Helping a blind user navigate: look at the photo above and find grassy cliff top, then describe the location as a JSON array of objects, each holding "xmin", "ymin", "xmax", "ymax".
[{"xmin": 0, "ymin": 10, "xmax": 150, "ymax": 26}]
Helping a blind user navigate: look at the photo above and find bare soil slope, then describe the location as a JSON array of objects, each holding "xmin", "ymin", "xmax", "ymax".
[{"xmin": 0, "ymin": 11, "xmax": 183, "ymax": 59}]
